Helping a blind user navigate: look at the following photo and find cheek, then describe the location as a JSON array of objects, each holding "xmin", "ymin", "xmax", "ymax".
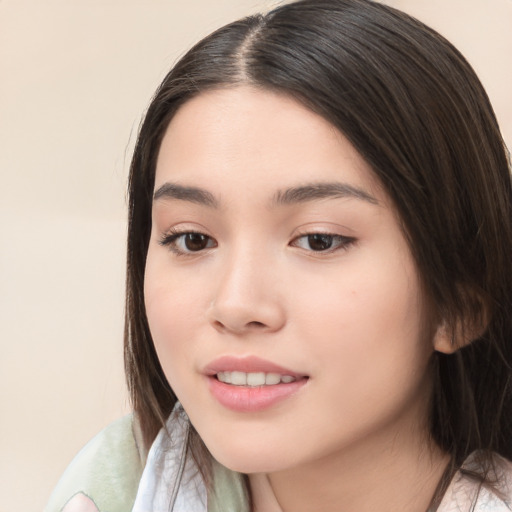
[
  {"xmin": 289, "ymin": 260, "xmax": 432, "ymax": 446},
  {"xmin": 297, "ymin": 255, "xmax": 422, "ymax": 337},
  {"xmin": 291, "ymin": 246, "xmax": 431, "ymax": 385},
  {"xmin": 145, "ymin": 284, "xmax": 205, "ymax": 405},
  {"xmin": 143, "ymin": 250, "xmax": 205, "ymax": 383}
]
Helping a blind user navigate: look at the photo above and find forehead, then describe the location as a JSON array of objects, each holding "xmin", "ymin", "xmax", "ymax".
[{"xmin": 155, "ymin": 86, "xmax": 383, "ymax": 203}]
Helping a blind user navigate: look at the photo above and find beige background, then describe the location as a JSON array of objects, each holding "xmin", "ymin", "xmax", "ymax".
[{"xmin": 0, "ymin": 1, "xmax": 510, "ymax": 511}]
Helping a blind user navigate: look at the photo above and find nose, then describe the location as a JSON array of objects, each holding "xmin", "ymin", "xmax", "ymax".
[{"xmin": 207, "ymin": 248, "xmax": 286, "ymax": 335}]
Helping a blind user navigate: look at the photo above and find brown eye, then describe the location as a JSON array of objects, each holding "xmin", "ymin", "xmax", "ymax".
[
  {"xmin": 159, "ymin": 231, "xmax": 217, "ymax": 255},
  {"xmin": 307, "ymin": 234, "xmax": 333, "ymax": 251},
  {"xmin": 291, "ymin": 233, "xmax": 356, "ymax": 253},
  {"xmin": 183, "ymin": 233, "xmax": 211, "ymax": 251}
]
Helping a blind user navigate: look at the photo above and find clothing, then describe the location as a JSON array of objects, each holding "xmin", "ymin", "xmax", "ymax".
[
  {"xmin": 46, "ymin": 408, "xmax": 512, "ymax": 512},
  {"xmin": 436, "ymin": 456, "xmax": 512, "ymax": 512},
  {"xmin": 45, "ymin": 414, "xmax": 144, "ymax": 512},
  {"xmin": 45, "ymin": 407, "xmax": 247, "ymax": 512},
  {"xmin": 131, "ymin": 405, "xmax": 248, "ymax": 512}
]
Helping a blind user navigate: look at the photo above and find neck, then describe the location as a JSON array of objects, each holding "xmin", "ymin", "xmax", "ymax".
[{"xmin": 251, "ymin": 424, "xmax": 449, "ymax": 512}]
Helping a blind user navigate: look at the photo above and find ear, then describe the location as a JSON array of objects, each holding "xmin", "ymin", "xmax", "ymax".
[
  {"xmin": 432, "ymin": 323, "xmax": 460, "ymax": 354},
  {"xmin": 433, "ymin": 299, "xmax": 490, "ymax": 354}
]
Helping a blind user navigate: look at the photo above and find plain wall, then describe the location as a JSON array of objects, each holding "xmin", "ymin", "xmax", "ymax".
[{"xmin": 0, "ymin": 1, "xmax": 510, "ymax": 510}]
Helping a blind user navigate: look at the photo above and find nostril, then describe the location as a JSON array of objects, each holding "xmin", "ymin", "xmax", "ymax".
[
  {"xmin": 247, "ymin": 321, "xmax": 266, "ymax": 328},
  {"xmin": 212, "ymin": 320, "xmax": 225, "ymax": 330},
  {"xmin": 211, "ymin": 319, "xmax": 268, "ymax": 333}
]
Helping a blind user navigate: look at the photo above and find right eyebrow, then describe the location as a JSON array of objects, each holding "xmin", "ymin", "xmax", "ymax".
[
  {"xmin": 272, "ymin": 181, "xmax": 379, "ymax": 206},
  {"xmin": 153, "ymin": 183, "xmax": 219, "ymax": 208}
]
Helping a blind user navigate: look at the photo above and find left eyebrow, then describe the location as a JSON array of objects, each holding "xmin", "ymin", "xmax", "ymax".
[
  {"xmin": 272, "ymin": 182, "xmax": 379, "ymax": 206},
  {"xmin": 153, "ymin": 183, "xmax": 219, "ymax": 208}
]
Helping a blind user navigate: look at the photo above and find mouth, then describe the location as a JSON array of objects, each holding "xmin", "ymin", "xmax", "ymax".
[
  {"xmin": 215, "ymin": 371, "xmax": 299, "ymax": 387},
  {"xmin": 204, "ymin": 355, "xmax": 307, "ymax": 382},
  {"xmin": 204, "ymin": 356, "xmax": 309, "ymax": 412}
]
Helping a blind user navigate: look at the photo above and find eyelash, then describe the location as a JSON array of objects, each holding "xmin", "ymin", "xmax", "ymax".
[
  {"xmin": 158, "ymin": 229, "xmax": 356, "ymax": 256},
  {"xmin": 290, "ymin": 232, "xmax": 356, "ymax": 254},
  {"xmin": 158, "ymin": 228, "xmax": 217, "ymax": 256}
]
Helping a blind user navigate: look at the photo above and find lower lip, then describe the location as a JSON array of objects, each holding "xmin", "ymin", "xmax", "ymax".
[{"xmin": 207, "ymin": 376, "xmax": 307, "ymax": 412}]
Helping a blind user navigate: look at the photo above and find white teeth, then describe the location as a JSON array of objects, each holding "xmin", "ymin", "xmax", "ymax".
[
  {"xmin": 247, "ymin": 372, "xmax": 265, "ymax": 386},
  {"xmin": 217, "ymin": 371, "xmax": 231, "ymax": 384},
  {"xmin": 216, "ymin": 371, "xmax": 297, "ymax": 387},
  {"xmin": 231, "ymin": 371, "xmax": 247, "ymax": 385},
  {"xmin": 265, "ymin": 373, "xmax": 281, "ymax": 385}
]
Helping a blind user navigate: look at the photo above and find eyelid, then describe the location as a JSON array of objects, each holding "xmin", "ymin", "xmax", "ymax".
[
  {"xmin": 158, "ymin": 226, "xmax": 217, "ymax": 256},
  {"xmin": 156, "ymin": 224, "xmax": 356, "ymax": 257},
  {"xmin": 289, "ymin": 229, "xmax": 357, "ymax": 254}
]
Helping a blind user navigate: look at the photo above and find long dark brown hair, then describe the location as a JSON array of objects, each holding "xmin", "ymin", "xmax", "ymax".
[{"xmin": 125, "ymin": 0, "xmax": 512, "ymax": 493}]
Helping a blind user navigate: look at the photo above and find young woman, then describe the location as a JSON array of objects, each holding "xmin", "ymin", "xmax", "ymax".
[{"xmin": 47, "ymin": 1, "xmax": 512, "ymax": 511}]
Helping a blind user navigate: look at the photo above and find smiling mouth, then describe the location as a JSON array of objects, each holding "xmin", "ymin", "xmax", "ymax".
[
  {"xmin": 207, "ymin": 361, "xmax": 309, "ymax": 411},
  {"xmin": 216, "ymin": 371, "xmax": 299, "ymax": 387}
]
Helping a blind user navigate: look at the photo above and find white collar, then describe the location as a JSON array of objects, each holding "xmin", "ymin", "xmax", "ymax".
[
  {"xmin": 131, "ymin": 404, "xmax": 207, "ymax": 512},
  {"xmin": 437, "ymin": 454, "xmax": 512, "ymax": 512}
]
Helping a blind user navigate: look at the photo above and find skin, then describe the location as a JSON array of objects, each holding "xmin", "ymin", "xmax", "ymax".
[{"xmin": 144, "ymin": 86, "xmax": 450, "ymax": 512}]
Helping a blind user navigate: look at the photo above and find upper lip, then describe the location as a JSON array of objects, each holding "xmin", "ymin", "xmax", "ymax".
[{"xmin": 203, "ymin": 355, "xmax": 306, "ymax": 378}]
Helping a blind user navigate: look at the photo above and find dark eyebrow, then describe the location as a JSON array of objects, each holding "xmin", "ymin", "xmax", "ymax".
[
  {"xmin": 153, "ymin": 183, "xmax": 218, "ymax": 208},
  {"xmin": 272, "ymin": 182, "xmax": 379, "ymax": 206}
]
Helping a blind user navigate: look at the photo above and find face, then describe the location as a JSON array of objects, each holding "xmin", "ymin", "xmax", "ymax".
[{"xmin": 144, "ymin": 87, "xmax": 436, "ymax": 475}]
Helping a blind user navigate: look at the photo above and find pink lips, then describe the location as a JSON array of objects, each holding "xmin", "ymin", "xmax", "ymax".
[
  {"xmin": 203, "ymin": 355, "xmax": 303, "ymax": 376},
  {"xmin": 204, "ymin": 356, "xmax": 308, "ymax": 412}
]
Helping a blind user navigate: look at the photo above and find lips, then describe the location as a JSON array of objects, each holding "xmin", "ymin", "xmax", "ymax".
[
  {"xmin": 203, "ymin": 356, "xmax": 309, "ymax": 412},
  {"xmin": 203, "ymin": 355, "xmax": 305, "ymax": 376}
]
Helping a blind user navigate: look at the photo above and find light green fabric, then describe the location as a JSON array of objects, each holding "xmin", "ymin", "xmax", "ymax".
[
  {"xmin": 210, "ymin": 460, "xmax": 250, "ymax": 512},
  {"xmin": 45, "ymin": 414, "xmax": 250, "ymax": 512},
  {"xmin": 45, "ymin": 415, "xmax": 144, "ymax": 512}
]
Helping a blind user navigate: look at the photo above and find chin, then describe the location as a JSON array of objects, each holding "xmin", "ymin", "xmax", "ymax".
[{"xmin": 205, "ymin": 439, "xmax": 292, "ymax": 475}]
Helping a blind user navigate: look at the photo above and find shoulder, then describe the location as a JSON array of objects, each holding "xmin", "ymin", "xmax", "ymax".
[
  {"xmin": 438, "ymin": 454, "xmax": 512, "ymax": 512},
  {"xmin": 45, "ymin": 415, "xmax": 145, "ymax": 512},
  {"xmin": 486, "ymin": 455, "xmax": 512, "ymax": 510}
]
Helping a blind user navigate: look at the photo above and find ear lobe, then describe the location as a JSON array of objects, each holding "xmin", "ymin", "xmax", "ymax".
[
  {"xmin": 432, "ymin": 304, "xmax": 490, "ymax": 354},
  {"xmin": 432, "ymin": 323, "xmax": 459, "ymax": 354}
]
